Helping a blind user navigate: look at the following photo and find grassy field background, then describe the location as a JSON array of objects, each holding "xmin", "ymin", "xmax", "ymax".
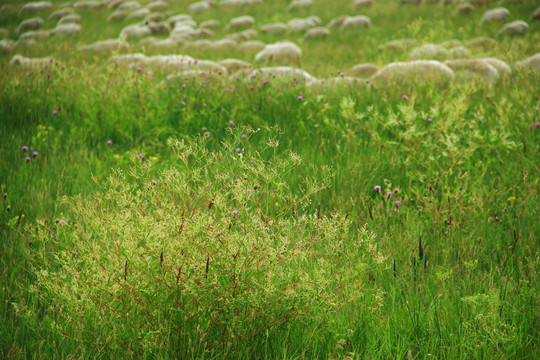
[{"xmin": 1, "ymin": 0, "xmax": 539, "ymax": 358}]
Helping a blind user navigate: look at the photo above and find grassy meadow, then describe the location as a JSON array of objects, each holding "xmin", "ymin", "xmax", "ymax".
[{"xmin": 1, "ymin": 0, "xmax": 539, "ymax": 358}]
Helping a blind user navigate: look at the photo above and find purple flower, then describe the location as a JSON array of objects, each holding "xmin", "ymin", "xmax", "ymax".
[
  {"xmin": 247, "ymin": 189, "xmax": 254, "ymax": 193},
  {"xmin": 374, "ymin": 185, "xmax": 381, "ymax": 191},
  {"xmin": 263, "ymin": 80, "xmax": 269, "ymax": 85},
  {"xmin": 234, "ymin": 179, "xmax": 240, "ymax": 184},
  {"xmin": 45, "ymin": 63, "xmax": 49, "ymax": 68},
  {"xmin": 22, "ymin": 146, "xmax": 28, "ymax": 152},
  {"xmin": 427, "ymin": 118, "xmax": 432, "ymax": 122},
  {"xmin": 181, "ymin": 101, "xmax": 186, "ymax": 106},
  {"xmin": 138, "ymin": 153, "xmax": 144, "ymax": 159},
  {"xmin": 182, "ymin": 84, "xmax": 186, "ymax": 88},
  {"xmin": 53, "ymin": 110, "xmax": 58, "ymax": 115},
  {"xmin": 402, "ymin": 95, "xmax": 407, "ymax": 100},
  {"xmin": 235, "ymin": 148, "xmax": 241, "ymax": 153},
  {"xmin": 107, "ymin": 140, "xmax": 112, "ymax": 145},
  {"xmin": 241, "ymin": 134, "xmax": 247, "ymax": 139},
  {"xmin": 26, "ymin": 157, "xmax": 31, "ymax": 162},
  {"xmin": 298, "ymin": 95, "xmax": 303, "ymax": 101},
  {"xmin": 47, "ymin": 73, "xmax": 51, "ymax": 78},
  {"xmin": 194, "ymin": 59, "xmax": 198, "ymax": 64},
  {"xmin": 229, "ymin": 120, "xmax": 235, "ymax": 126},
  {"xmin": 58, "ymin": 219, "xmax": 67, "ymax": 226},
  {"xmin": 536, "ymin": 122, "xmax": 540, "ymax": 127},
  {"xmin": 218, "ymin": 70, "xmax": 222, "ymax": 75},
  {"xmin": 232, "ymin": 210, "xmax": 238, "ymax": 216},
  {"xmin": 339, "ymin": 72, "xmax": 345, "ymax": 77},
  {"xmin": 137, "ymin": 67, "xmax": 142, "ymax": 72},
  {"xmin": 115, "ymin": 79, "xmax": 118, "ymax": 83},
  {"xmin": 394, "ymin": 200, "xmax": 401, "ymax": 206},
  {"xmin": 250, "ymin": 86, "xmax": 255, "ymax": 91},
  {"xmin": 511, "ymin": 78, "xmax": 515, "ymax": 83},
  {"xmin": 387, "ymin": 192, "xmax": 392, "ymax": 199},
  {"xmin": 32, "ymin": 152, "xmax": 39, "ymax": 158},
  {"xmin": 204, "ymin": 132, "xmax": 210, "ymax": 137}
]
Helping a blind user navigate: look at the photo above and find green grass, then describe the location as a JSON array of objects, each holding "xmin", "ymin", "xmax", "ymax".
[{"xmin": 1, "ymin": 0, "xmax": 539, "ymax": 358}]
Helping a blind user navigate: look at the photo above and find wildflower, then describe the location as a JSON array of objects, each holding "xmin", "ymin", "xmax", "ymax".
[
  {"xmin": 204, "ymin": 132, "xmax": 210, "ymax": 137},
  {"xmin": 339, "ymin": 72, "xmax": 345, "ymax": 77},
  {"xmin": 511, "ymin": 78, "xmax": 515, "ymax": 83},
  {"xmin": 427, "ymin": 118, "xmax": 432, "ymax": 122},
  {"xmin": 263, "ymin": 80, "xmax": 269, "ymax": 85},
  {"xmin": 241, "ymin": 134, "xmax": 247, "ymax": 139},
  {"xmin": 298, "ymin": 95, "xmax": 303, "ymax": 101},
  {"xmin": 402, "ymin": 95, "xmax": 407, "ymax": 100},
  {"xmin": 138, "ymin": 153, "xmax": 144, "ymax": 159},
  {"xmin": 45, "ymin": 63, "xmax": 49, "ymax": 68},
  {"xmin": 182, "ymin": 84, "xmax": 186, "ymax": 88},
  {"xmin": 107, "ymin": 140, "xmax": 112, "ymax": 145},
  {"xmin": 26, "ymin": 157, "xmax": 31, "ymax": 162},
  {"xmin": 235, "ymin": 148, "xmax": 241, "ymax": 153},
  {"xmin": 115, "ymin": 79, "xmax": 118, "ymax": 83},
  {"xmin": 53, "ymin": 110, "xmax": 58, "ymax": 115},
  {"xmin": 22, "ymin": 146, "xmax": 28, "ymax": 152},
  {"xmin": 58, "ymin": 219, "xmax": 67, "ymax": 225},
  {"xmin": 232, "ymin": 210, "xmax": 238, "ymax": 216},
  {"xmin": 181, "ymin": 101, "xmax": 186, "ymax": 106},
  {"xmin": 32, "ymin": 152, "xmax": 39, "ymax": 158},
  {"xmin": 218, "ymin": 70, "xmax": 222, "ymax": 75},
  {"xmin": 47, "ymin": 73, "xmax": 51, "ymax": 78},
  {"xmin": 234, "ymin": 179, "xmax": 240, "ymax": 184},
  {"xmin": 250, "ymin": 86, "xmax": 255, "ymax": 91},
  {"xmin": 374, "ymin": 185, "xmax": 381, "ymax": 191},
  {"xmin": 536, "ymin": 122, "xmax": 540, "ymax": 127},
  {"xmin": 194, "ymin": 59, "xmax": 198, "ymax": 64},
  {"xmin": 394, "ymin": 200, "xmax": 401, "ymax": 206},
  {"xmin": 136, "ymin": 67, "xmax": 142, "ymax": 72},
  {"xmin": 247, "ymin": 189, "xmax": 254, "ymax": 193},
  {"xmin": 229, "ymin": 120, "xmax": 235, "ymax": 126},
  {"xmin": 387, "ymin": 192, "xmax": 392, "ymax": 199}
]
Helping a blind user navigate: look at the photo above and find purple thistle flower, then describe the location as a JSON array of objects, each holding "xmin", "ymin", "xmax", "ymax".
[
  {"xmin": 241, "ymin": 134, "xmax": 247, "ymax": 139},
  {"xmin": 298, "ymin": 95, "xmax": 303, "ymax": 101},
  {"xmin": 22, "ymin": 146, "xmax": 28, "ymax": 152},
  {"xmin": 402, "ymin": 95, "xmax": 407, "ymax": 100},
  {"xmin": 229, "ymin": 120, "xmax": 235, "ymax": 126},
  {"xmin": 26, "ymin": 157, "xmax": 31, "ymax": 162},
  {"xmin": 234, "ymin": 179, "xmax": 240, "ymax": 184},
  {"xmin": 235, "ymin": 148, "xmax": 241, "ymax": 153},
  {"xmin": 232, "ymin": 210, "xmax": 238, "ymax": 216},
  {"xmin": 427, "ymin": 118, "xmax": 432, "ymax": 122},
  {"xmin": 182, "ymin": 84, "xmax": 186, "ymax": 88},
  {"xmin": 387, "ymin": 192, "xmax": 392, "ymax": 199},
  {"xmin": 137, "ymin": 67, "xmax": 142, "ymax": 72},
  {"xmin": 394, "ymin": 200, "xmax": 401, "ymax": 206},
  {"xmin": 181, "ymin": 101, "xmax": 186, "ymax": 106},
  {"xmin": 374, "ymin": 185, "xmax": 381, "ymax": 191},
  {"xmin": 45, "ymin": 63, "xmax": 49, "ymax": 68},
  {"xmin": 218, "ymin": 70, "xmax": 222, "ymax": 75},
  {"xmin": 247, "ymin": 189, "xmax": 254, "ymax": 193},
  {"xmin": 250, "ymin": 86, "xmax": 255, "ymax": 91},
  {"xmin": 339, "ymin": 72, "xmax": 345, "ymax": 77},
  {"xmin": 263, "ymin": 80, "xmax": 269, "ymax": 85},
  {"xmin": 204, "ymin": 132, "xmax": 210, "ymax": 137},
  {"xmin": 32, "ymin": 151, "xmax": 38, "ymax": 158},
  {"xmin": 138, "ymin": 153, "xmax": 144, "ymax": 159},
  {"xmin": 53, "ymin": 110, "xmax": 58, "ymax": 115},
  {"xmin": 115, "ymin": 79, "xmax": 118, "ymax": 83},
  {"xmin": 107, "ymin": 140, "xmax": 112, "ymax": 145},
  {"xmin": 58, "ymin": 219, "xmax": 67, "ymax": 225},
  {"xmin": 511, "ymin": 78, "xmax": 515, "ymax": 83}
]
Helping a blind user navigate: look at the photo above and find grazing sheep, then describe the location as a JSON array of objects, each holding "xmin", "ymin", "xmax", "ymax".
[
  {"xmin": 531, "ymin": 7, "xmax": 540, "ymax": 22},
  {"xmin": 219, "ymin": 58, "xmax": 252, "ymax": 73},
  {"xmin": 120, "ymin": 24, "xmax": 152, "ymax": 41},
  {"xmin": 9, "ymin": 54, "xmax": 58, "ymax": 70},
  {"xmin": 79, "ymin": 39, "xmax": 131, "ymax": 55},
  {"xmin": 370, "ymin": 60, "xmax": 455, "ymax": 86},
  {"xmin": 19, "ymin": 2, "xmax": 53, "ymax": 14},
  {"xmin": 227, "ymin": 16, "xmax": 255, "ymax": 32},
  {"xmin": 246, "ymin": 67, "xmax": 316, "ymax": 85},
  {"xmin": 219, "ymin": 0, "xmax": 262, "ymax": 6},
  {"xmin": 19, "ymin": 30, "xmax": 50, "ymax": 41},
  {"xmin": 145, "ymin": 13, "xmax": 166, "ymax": 23},
  {"xmin": 50, "ymin": 23, "xmax": 82, "ymax": 37},
  {"xmin": 481, "ymin": 58, "xmax": 511, "ymax": 77},
  {"xmin": 465, "ymin": 37, "xmax": 496, "ymax": 48},
  {"xmin": 457, "ymin": 3, "xmax": 474, "ymax": 15},
  {"xmin": 49, "ymin": 9, "xmax": 74, "ymax": 21},
  {"xmin": 449, "ymin": 46, "xmax": 471, "ymax": 59},
  {"xmin": 73, "ymin": 1, "xmax": 106, "ymax": 10},
  {"xmin": 349, "ymin": 63, "xmax": 379, "ymax": 78},
  {"xmin": 379, "ymin": 39, "xmax": 416, "ymax": 52},
  {"xmin": 211, "ymin": 39, "xmax": 237, "ymax": 51},
  {"xmin": 480, "ymin": 8, "xmax": 510, "ymax": 23},
  {"xmin": 59, "ymin": 14, "xmax": 81, "ymax": 24},
  {"xmin": 288, "ymin": 0, "xmax": 312, "ymax": 12},
  {"xmin": 227, "ymin": 29, "xmax": 257, "ymax": 42},
  {"xmin": 255, "ymin": 41, "xmax": 302, "ymax": 65},
  {"xmin": 200, "ymin": 20, "xmax": 220, "ymax": 29},
  {"xmin": 514, "ymin": 53, "xmax": 540, "ymax": 72},
  {"xmin": 351, "ymin": 0, "xmax": 373, "ymax": 9},
  {"xmin": 288, "ymin": 17, "xmax": 320, "ymax": 33},
  {"xmin": 189, "ymin": 1, "xmax": 211, "ymax": 14},
  {"xmin": 117, "ymin": 1, "xmax": 141, "ymax": 12},
  {"xmin": 409, "ymin": 44, "xmax": 451, "ymax": 61},
  {"xmin": 260, "ymin": 23, "xmax": 288, "ymax": 36},
  {"xmin": 126, "ymin": 8, "xmax": 151, "ymax": 22},
  {"xmin": 444, "ymin": 59, "xmax": 500, "ymax": 83},
  {"xmin": 0, "ymin": 40, "xmax": 15, "ymax": 55},
  {"xmin": 327, "ymin": 16, "xmax": 349, "ymax": 30},
  {"xmin": 340, "ymin": 16, "xmax": 371, "ymax": 31},
  {"xmin": 239, "ymin": 40, "xmax": 265, "ymax": 53},
  {"xmin": 108, "ymin": 11, "xmax": 128, "ymax": 21},
  {"xmin": 304, "ymin": 27, "xmax": 330, "ymax": 41},
  {"xmin": 168, "ymin": 14, "xmax": 193, "ymax": 27},
  {"xmin": 497, "ymin": 21, "xmax": 528, "ymax": 37},
  {"xmin": 147, "ymin": 22, "xmax": 171, "ymax": 36},
  {"xmin": 147, "ymin": 1, "xmax": 168, "ymax": 11},
  {"xmin": 17, "ymin": 18, "xmax": 44, "ymax": 34}
]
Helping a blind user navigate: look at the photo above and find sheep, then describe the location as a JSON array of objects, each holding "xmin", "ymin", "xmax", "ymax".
[{"xmin": 255, "ymin": 41, "xmax": 302, "ymax": 66}]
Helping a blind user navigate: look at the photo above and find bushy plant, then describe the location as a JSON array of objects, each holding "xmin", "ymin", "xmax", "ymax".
[{"xmin": 21, "ymin": 133, "xmax": 383, "ymax": 358}]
